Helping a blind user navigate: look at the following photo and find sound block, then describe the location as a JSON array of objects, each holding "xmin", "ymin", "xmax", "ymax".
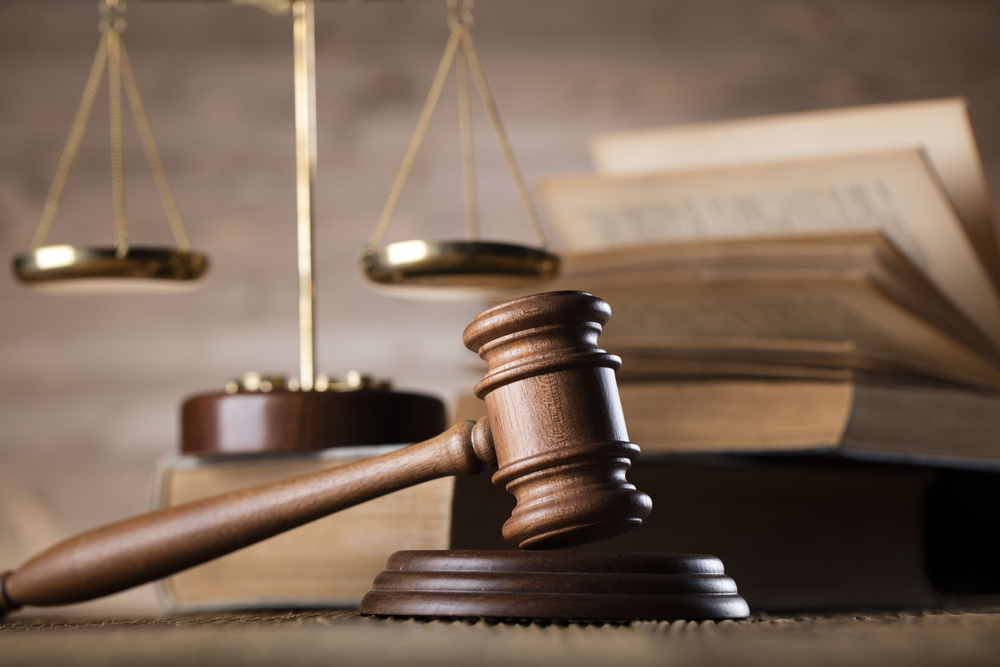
[{"xmin": 360, "ymin": 550, "xmax": 749, "ymax": 621}]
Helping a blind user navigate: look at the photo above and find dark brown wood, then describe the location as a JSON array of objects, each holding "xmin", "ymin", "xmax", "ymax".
[
  {"xmin": 0, "ymin": 291, "xmax": 651, "ymax": 615},
  {"xmin": 464, "ymin": 291, "xmax": 652, "ymax": 549},
  {"xmin": 0, "ymin": 572, "xmax": 13, "ymax": 617},
  {"xmin": 181, "ymin": 388, "xmax": 446, "ymax": 454},
  {"xmin": 360, "ymin": 550, "xmax": 749, "ymax": 620}
]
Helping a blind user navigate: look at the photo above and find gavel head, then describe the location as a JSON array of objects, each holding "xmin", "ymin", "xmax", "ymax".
[{"xmin": 463, "ymin": 291, "xmax": 652, "ymax": 550}]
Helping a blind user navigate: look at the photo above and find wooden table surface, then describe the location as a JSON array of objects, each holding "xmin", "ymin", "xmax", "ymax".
[{"xmin": 3, "ymin": 609, "xmax": 1000, "ymax": 667}]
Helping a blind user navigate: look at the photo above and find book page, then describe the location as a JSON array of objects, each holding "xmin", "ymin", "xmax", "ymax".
[
  {"xmin": 613, "ymin": 357, "xmax": 856, "ymax": 382},
  {"xmin": 537, "ymin": 149, "xmax": 1000, "ymax": 348},
  {"xmin": 560, "ymin": 232, "xmax": 892, "ymax": 283},
  {"xmin": 561, "ymin": 233, "xmax": 1000, "ymax": 363},
  {"xmin": 550, "ymin": 276, "xmax": 1000, "ymax": 389},
  {"xmin": 589, "ymin": 98, "xmax": 1000, "ymax": 289}
]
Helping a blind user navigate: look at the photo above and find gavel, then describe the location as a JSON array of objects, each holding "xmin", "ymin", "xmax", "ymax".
[{"xmin": 0, "ymin": 291, "xmax": 654, "ymax": 616}]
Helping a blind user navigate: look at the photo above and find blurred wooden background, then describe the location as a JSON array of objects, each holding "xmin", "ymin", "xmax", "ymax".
[{"xmin": 1, "ymin": 0, "xmax": 999, "ymax": 616}]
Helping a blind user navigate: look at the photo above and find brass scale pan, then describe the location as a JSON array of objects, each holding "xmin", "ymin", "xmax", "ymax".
[
  {"xmin": 362, "ymin": 239, "xmax": 559, "ymax": 295},
  {"xmin": 13, "ymin": 245, "xmax": 208, "ymax": 294}
]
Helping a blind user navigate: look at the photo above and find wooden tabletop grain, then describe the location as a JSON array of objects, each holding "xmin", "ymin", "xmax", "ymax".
[{"xmin": 3, "ymin": 609, "xmax": 1000, "ymax": 667}]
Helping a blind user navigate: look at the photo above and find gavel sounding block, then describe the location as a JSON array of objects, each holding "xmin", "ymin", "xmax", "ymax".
[{"xmin": 360, "ymin": 550, "xmax": 750, "ymax": 621}]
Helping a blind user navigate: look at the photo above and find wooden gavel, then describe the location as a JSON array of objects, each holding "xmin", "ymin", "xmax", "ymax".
[{"xmin": 0, "ymin": 291, "xmax": 652, "ymax": 616}]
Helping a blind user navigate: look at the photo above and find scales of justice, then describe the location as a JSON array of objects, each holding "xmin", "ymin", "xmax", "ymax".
[{"xmin": 4, "ymin": 0, "xmax": 747, "ymax": 622}]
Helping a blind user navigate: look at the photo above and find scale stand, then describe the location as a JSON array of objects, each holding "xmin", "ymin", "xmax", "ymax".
[{"xmin": 180, "ymin": 0, "xmax": 447, "ymax": 454}]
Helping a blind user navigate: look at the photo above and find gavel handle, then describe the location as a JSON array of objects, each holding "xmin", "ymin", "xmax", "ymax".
[{"xmin": 0, "ymin": 419, "xmax": 491, "ymax": 615}]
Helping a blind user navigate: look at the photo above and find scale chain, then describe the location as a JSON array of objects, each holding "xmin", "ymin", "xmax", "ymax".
[
  {"xmin": 366, "ymin": 27, "xmax": 463, "ymax": 254},
  {"xmin": 367, "ymin": 0, "xmax": 549, "ymax": 254},
  {"xmin": 120, "ymin": 44, "xmax": 192, "ymax": 252},
  {"xmin": 27, "ymin": 0, "xmax": 193, "ymax": 257},
  {"xmin": 459, "ymin": 28, "xmax": 548, "ymax": 248},
  {"xmin": 457, "ymin": 40, "xmax": 477, "ymax": 241},
  {"xmin": 30, "ymin": 36, "xmax": 109, "ymax": 250}
]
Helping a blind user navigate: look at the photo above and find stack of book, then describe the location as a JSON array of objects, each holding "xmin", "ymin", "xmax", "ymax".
[{"xmin": 534, "ymin": 97, "xmax": 1000, "ymax": 465}]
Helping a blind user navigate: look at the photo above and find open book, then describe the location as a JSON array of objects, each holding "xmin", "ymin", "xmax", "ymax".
[
  {"xmin": 535, "ymin": 99, "xmax": 1000, "ymax": 391},
  {"xmin": 589, "ymin": 97, "xmax": 1000, "ymax": 291}
]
